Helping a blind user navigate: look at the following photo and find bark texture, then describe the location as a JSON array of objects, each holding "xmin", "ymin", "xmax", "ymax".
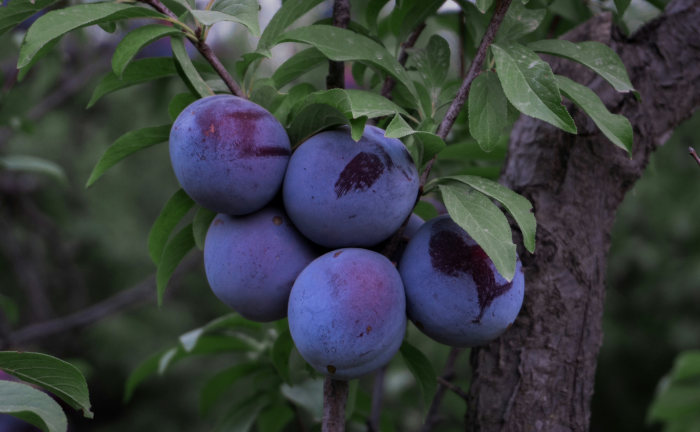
[{"xmin": 466, "ymin": 1, "xmax": 700, "ymax": 431}]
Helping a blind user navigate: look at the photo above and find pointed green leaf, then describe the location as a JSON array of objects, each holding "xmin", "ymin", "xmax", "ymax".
[
  {"xmin": 614, "ymin": 0, "xmax": 631, "ymax": 16},
  {"xmin": 384, "ymin": 114, "xmax": 445, "ymax": 166},
  {"xmin": 468, "ymin": 71, "xmax": 512, "ymax": 152},
  {"xmin": 179, "ymin": 313, "xmax": 261, "ymax": 352},
  {"xmin": 190, "ymin": 0, "xmax": 259, "ymax": 35},
  {"xmin": 199, "ymin": 363, "xmax": 261, "ymax": 414},
  {"xmin": 528, "ymin": 39, "xmax": 637, "ymax": 95},
  {"xmin": 0, "ymin": 381, "xmax": 67, "ymax": 432},
  {"xmin": 112, "ymin": 24, "xmax": 181, "ymax": 77},
  {"xmin": 496, "ymin": 2, "xmax": 546, "ymax": 42},
  {"xmin": 192, "ymin": 206, "xmax": 217, "ymax": 250},
  {"xmin": 670, "ymin": 350, "xmax": 700, "ymax": 383},
  {"xmin": 444, "ymin": 175, "xmax": 536, "ymax": 253},
  {"xmin": 0, "ymin": 352, "xmax": 92, "ymax": 419},
  {"xmin": 492, "ymin": 43, "xmax": 577, "ymax": 134},
  {"xmin": 287, "ymin": 103, "xmax": 348, "ymax": 147},
  {"xmin": 271, "ymin": 329, "xmax": 294, "ymax": 384},
  {"xmin": 555, "ymin": 75, "xmax": 633, "ymax": 154},
  {"xmin": 171, "ymin": 37, "xmax": 213, "ymax": 98},
  {"xmin": 0, "ymin": 155, "xmax": 67, "ymax": 185},
  {"xmin": 88, "ymin": 58, "xmax": 179, "ymax": 108},
  {"xmin": 399, "ymin": 341, "xmax": 436, "ymax": 411},
  {"xmin": 168, "ymin": 93, "xmax": 198, "ymax": 121},
  {"xmin": 214, "ymin": 394, "xmax": 268, "ymax": 432},
  {"xmin": 293, "ymin": 88, "xmax": 409, "ymax": 122},
  {"xmin": 257, "ymin": 0, "xmax": 324, "ymax": 51},
  {"xmin": 257, "ymin": 403, "xmax": 295, "ymax": 432},
  {"xmin": 148, "ymin": 189, "xmax": 195, "ymax": 265},
  {"xmin": 156, "ymin": 224, "xmax": 195, "ymax": 305},
  {"xmin": 440, "ymin": 183, "xmax": 517, "ymax": 281},
  {"xmin": 281, "ymin": 379, "xmax": 323, "ymax": 420},
  {"xmin": 18, "ymin": 3, "xmax": 163, "ymax": 69},
  {"xmin": 0, "ymin": 0, "xmax": 60, "ymax": 36},
  {"xmin": 86, "ymin": 125, "xmax": 171, "ymax": 187},
  {"xmin": 272, "ymin": 48, "xmax": 327, "ymax": 89},
  {"xmin": 476, "ymin": 0, "xmax": 495, "ymax": 13}
]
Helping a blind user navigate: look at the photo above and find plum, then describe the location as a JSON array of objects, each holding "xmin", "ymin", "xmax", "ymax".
[
  {"xmin": 204, "ymin": 207, "xmax": 316, "ymax": 322},
  {"xmin": 288, "ymin": 248, "xmax": 407, "ymax": 380},
  {"xmin": 283, "ymin": 126, "xmax": 419, "ymax": 247},
  {"xmin": 399, "ymin": 215, "xmax": 524, "ymax": 347},
  {"xmin": 170, "ymin": 95, "xmax": 290, "ymax": 215}
]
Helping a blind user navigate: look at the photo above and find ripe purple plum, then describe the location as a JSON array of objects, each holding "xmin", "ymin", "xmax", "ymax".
[
  {"xmin": 288, "ymin": 248, "xmax": 407, "ymax": 380},
  {"xmin": 399, "ymin": 215, "xmax": 524, "ymax": 347},
  {"xmin": 170, "ymin": 95, "xmax": 290, "ymax": 215},
  {"xmin": 283, "ymin": 126, "xmax": 419, "ymax": 247},
  {"xmin": 204, "ymin": 207, "xmax": 316, "ymax": 322}
]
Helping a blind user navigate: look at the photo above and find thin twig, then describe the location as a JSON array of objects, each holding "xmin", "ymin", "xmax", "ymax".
[
  {"xmin": 367, "ymin": 366, "xmax": 386, "ymax": 431},
  {"xmin": 139, "ymin": 0, "xmax": 244, "ymax": 97},
  {"xmin": 326, "ymin": 0, "xmax": 351, "ymax": 89},
  {"xmin": 420, "ymin": 0, "xmax": 513, "ymax": 187},
  {"xmin": 436, "ymin": 376, "xmax": 469, "ymax": 401},
  {"xmin": 381, "ymin": 23, "xmax": 427, "ymax": 99},
  {"xmin": 322, "ymin": 377, "xmax": 349, "ymax": 432},
  {"xmin": 421, "ymin": 347, "xmax": 463, "ymax": 432},
  {"xmin": 689, "ymin": 147, "xmax": 700, "ymax": 167}
]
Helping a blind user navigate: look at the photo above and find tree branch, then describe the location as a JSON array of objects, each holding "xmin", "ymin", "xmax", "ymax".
[
  {"xmin": 421, "ymin": 347, "xmax": 463, "ymax": 432},
  {"xmin": 367, "ymin": 366, "xmax": 386, "ymax": 432},
  {"xmin": 139, "ymin": 0, "xmax": 244, "ymax": 97},
  {"xmin": 420, "ymin": 0, "xmax": 512, "ymax": 187},
  {"xmin": 689, "ymin": 147, "xmax": 700, "ymax": 167},
  {"xmin": 381, "ymin": 23, "xmax": 426, "ymax": 99},
  {"xmin": 322, "ymin": 377, "xmax": 348, "ymax": 432},
  {"xmin": 326, "ymin": 0, "xmax": 351, "ymax": 90}
]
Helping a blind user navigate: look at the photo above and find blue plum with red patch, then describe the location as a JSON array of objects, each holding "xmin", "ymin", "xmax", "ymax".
[
  {"xmin": 170, "ymin": 95, "xmax": 290, "ymax": 215},
  {"xmin": 399, "ymin": 215, "xmax": 524, "ymax": 347},
  {"xmin": 282, "ymin": 126, "xmax": 419, "ymax": 247},
  {"xmin": 288, "ymin": 248, "xmax": 407, "ymax": 380},
  {"xmin": 204, "ymin": 207, "xmax": 316, "ymax": 322}
]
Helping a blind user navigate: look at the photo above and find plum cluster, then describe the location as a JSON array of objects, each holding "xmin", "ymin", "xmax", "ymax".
[{"xmin": 169, "ymin": 95, "xmax": 524, "ymax": 380}]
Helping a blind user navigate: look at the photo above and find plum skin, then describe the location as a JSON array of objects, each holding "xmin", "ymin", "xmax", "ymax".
[
  {"xmin": 282, "ymin": 125, "xmax": 419, "ymax": 248},
  {"xmin": 288, "ymin": 248, "xmax": 407, "ymax": 380},
  {"xmin": 399, "ymin": 215, "xmax": 524, "ymax": 347},
  {"xmin": 169, "ymin": 95, "xmax": 291, "ymax": 215},
  {"xmin": 204, "ymin": 207, "xmax": 316, "ymax": 322}
]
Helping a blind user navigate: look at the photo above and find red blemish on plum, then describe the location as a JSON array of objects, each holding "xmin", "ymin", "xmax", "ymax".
[
  {"xmin": 429, "ymin": 229, "xmax": 512, "ymax": 324},
  {"xmin": 334, "ymin": 152, "xmax": 384, "ymax": 197},
  {"xmin": 272, "ymin": 216, "xmax": 283, "ymax": 225},
  {"xmin": 334, "ymin": 251, "xmax": 343, "ymax": 258},
  {"xmin": 213, "ymin": 218, "xmax": 224, "ymax": 226},
  {"xmin": 327, "ymin": 365, "xmax": 336, "ymax": 374},
  {"xmin": 366, "ymin": 326, "xmax": 372, "ymax": 334}
]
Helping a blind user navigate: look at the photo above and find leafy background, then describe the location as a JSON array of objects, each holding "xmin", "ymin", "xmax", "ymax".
[{"xmin": 1, "ymin": 0, "xmax": 698, "ymax": 431}]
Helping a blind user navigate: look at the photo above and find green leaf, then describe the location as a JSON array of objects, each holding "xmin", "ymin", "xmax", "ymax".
[
  {"xmin": 192, "ymin": 206, "xmax": 217, "ymax": 250},
  {"xmin": 257, "ymin": 403, "xmax": 295, "ymax": 432},
  {"xmin": 190, "ymin": 0, "xmax": 260, "ymax": 35},
  {"xmin": 388, "ymin": 0, "xmax": 444, "ymax": 41},
  {"xmin": 670, "ymin": 351, "xmax": 700, "ymax": 383},
  {"xmin": 492, "ymin": 43, "xmax": 577, "ymax": 134},
  {"xmin": 257, "ymin": 0, "xmax": 324, "ymax": 51},
  {"xmin": 476, "ymin": 0, "xmax": 495, "ymax": 13},
  {"xmin": 411, "ymin": 35, "xmax": 451, "ymax": 95},
  {"xmin": 614, "ymin": 0, "xmax": 631, "ymax": 16},
  {"xmin": 214, "ymin": 394, "xmax": 268, "ymax": 432},
  {"xmin": 528, "ymin": 39, "xmax": 637, "ymax": 96},
  {"xmin": 437, "ymin": 140, "xmax": 508, "ymax": 162},
  {"xmin": 275, "ymin": 25, "xmax": 418, "ymax": 106},
  {"xmin": 156, "ymin": 223, "xmax": 195, "ymax": 305},
  {"xmin": 648, "ymin": 380, "xmax": 700, "ymax": 423},
  {"xmin": 86, "ymin": 125, "xmax": 171, "ymax": 187},
  {"xmin": 294, "ymin": 88, "xmax": 409, "ymax": 122},
  {"xmin": 172, "ymin": 37, "xmax": 213, "ymax": 98},
  {"xmin": 350, "ymin": 117, "xmax": 368, "ymax": 141},
  {"xmin": 384, "ymin": 114, "xmax": 445, "ymax": 166},
  {"xmin": 0, "ymin": 155, "xmax": 67, "ymax": 185},
  {"xmin": 287, "ymin": 103, "xmax": 348, "ymax": 146},
  {"xmin": 0, "ymin": 380, "xmax": 67, "ymax": 432},
  {"xmin": 414, "ymin": 200, "xmax": 439, "ymax": 221},
  {"xmin": 88, "ymin": 58, "xmax": 178, "ymax": 108},
  {"xmin": 468, "ymin": 71, "xmax": 512, "ymax": 152},
  {"xmin": 0, "ymin": 0, "xmax": 60, "ymax": 36},
  {"xmin": 112, "ymin": 24, "xmax": 181, "ymax": 78},
  {"xmin": 199, "ymin": 363, "xmax": 262, "ymax": 414},
  {"xmin": 555, "ymin": 75, "xmax": 633, "ymax": 154},
  {"xmin": 179, "ymin": 313, "xmax": 262, "ymax": 352},
  {"xmin": 124, "ymin": 350, "xmax": 161, "ymax": 402},
  {"xmin": 271, "ymin": 329, "xmax": 294, "ymax": 383},
  {"xmin": 439, "ymin": 183, "xmax": 517, "ymax": 281},
  {"xmin": 148, "ymin": 189, "xmax": 195, "ymax": 265},
  {"xmin": 168, "ymin": 93, "xmax": 198, "ymax": 122},
  {"xmin": 496, "ymin": 2, "xmax": 546, "ymax": 42},
  {"xmin": 18, "ymin": 3, "xmax": 163, "ymax": 69},
  {"xmin": 443, "ymin": 175, "xmax": 536, "ymax": 253},
  {"xmin": 272, "ymin": 48, "xmax": 327, "ymax": 89},
  {"xmin": 366, "ymin": 0, "xmax": 390, "ymax": 34},
  {"xmin": 399, "ymin": 341, "xmax": 437, "ymax": 411},
  {"xmin": 281, "ymin": 379, "xmax": 323, "ymax": 421},
  {"xmin": 0, "ymin": 352, "xmax": 92, "ymax": 419}
]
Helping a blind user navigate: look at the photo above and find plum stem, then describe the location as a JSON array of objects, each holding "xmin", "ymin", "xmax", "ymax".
[
  {"xmin": 139, "ymin": 0, "xmax": 245, "ymax": 98},
  {"xmin": 381, "ymin": 22, "xmax": 427, "ymax": 99},
  {"xmin": 689, "ymin": 147, "xmax": 700, "ymax": 167},
  {"xmin": 421, "ymin": 347, "xmax": 463, "ymax": 432},
  {"xmin": 420, "ymin": 0, "xmax": 513, "ymax": 187},
  {"xmin": 326, "ymin": 0, "xmax": 351, "ymax": 90},
  {"xmin": 322, "ymin": 377, "xmax": 349, "ymax": 432},
  {"xmin": 367, "ymin": 366, "xmax": 387, "ymax": 431}
]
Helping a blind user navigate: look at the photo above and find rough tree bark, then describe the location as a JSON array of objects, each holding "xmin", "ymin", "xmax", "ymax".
[{"xmin": 466, "ymin": 1, "xmax": 700, "ymax": 431}]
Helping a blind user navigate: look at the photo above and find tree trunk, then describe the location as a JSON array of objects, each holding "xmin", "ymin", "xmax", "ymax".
[{"xmin": 466, "ymin": 1, "xmax": 700, "ymax": 430}]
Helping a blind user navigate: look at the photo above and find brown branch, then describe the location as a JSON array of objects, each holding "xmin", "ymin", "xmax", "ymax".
[
  {"xmin": 689, "ymin": 147, "xmax": 700, "ymax": 167},
  {"xmin": 139, "ymin": 0, "xmax": 244, "ymax": 97},
  {"xmin": 381, "ymin": 23, "xmax": 427, "ymax": 98},
  {"xmin": 367, "ymin": 366, "xmax": 386, "ymax": 432},
  {"xmin": 322, "ymin": 377, "xmax": 349, "ymax": 432},
  {"xmin": 436, "ymin": 376, "xmax": 469, "ymax": 401},
  {"xmin": 326, "ymin": 0, "xmax": 351, "ymax": 90},
  {"xmin": 421, "ymin": 347, "xmax": 463, "ymax": 432},
  {"xmin": 419, "ymin": 0, "xmax": 512, "ymax": 187}
]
